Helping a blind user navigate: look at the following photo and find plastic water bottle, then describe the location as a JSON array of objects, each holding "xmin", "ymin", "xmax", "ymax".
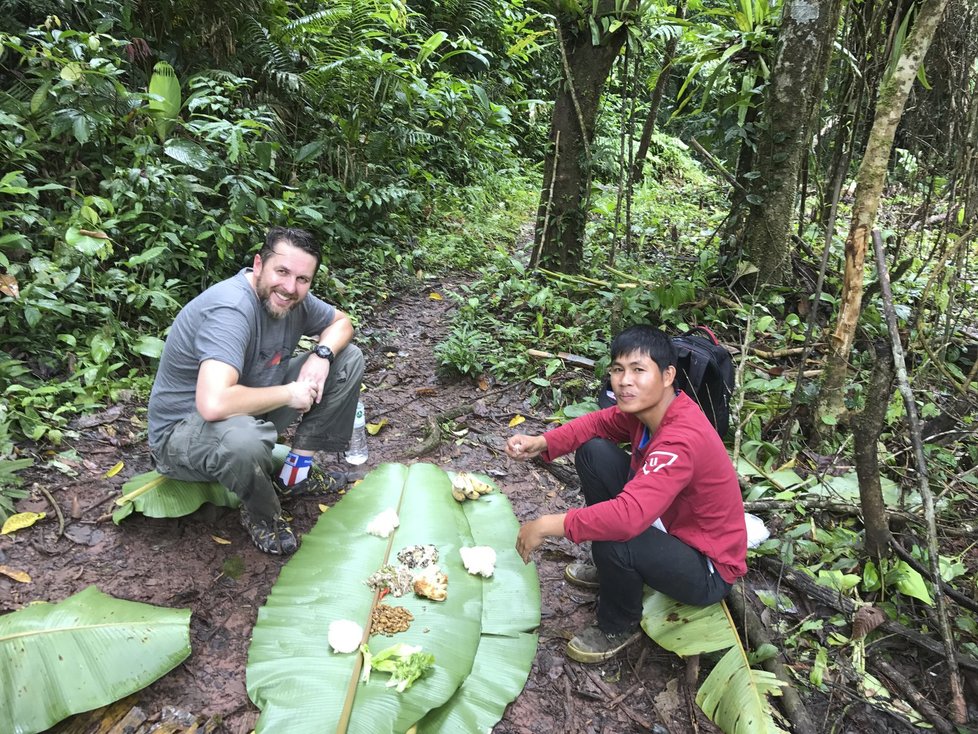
[{"xmin": 345, "ymin": 400, "xmax": 368, "ymax": 465}]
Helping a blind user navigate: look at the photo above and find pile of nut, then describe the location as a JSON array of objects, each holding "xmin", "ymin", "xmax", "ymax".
[{"xmin": 370, "ymin": 603, "xmax": 414, "ymax": 636}]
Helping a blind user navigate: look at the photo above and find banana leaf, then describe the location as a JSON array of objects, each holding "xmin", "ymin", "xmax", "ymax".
[
  {"xmin": 642, "ymin": 590, "xmax": 787, "ymax": 734},
  {"xmin": 246, "ymin": 464, "xmax": 539, "ymax": 734},
  {"xmin": 0, "ymin": 585, "xmax": 191, "ymax": 734},
  {"xmin": 413, "ymin": 472, "xmax": 540, "ymax": 732},
  {"xmin": 112, "ymin": 444, "xmax": 290, "ymax": 523}
]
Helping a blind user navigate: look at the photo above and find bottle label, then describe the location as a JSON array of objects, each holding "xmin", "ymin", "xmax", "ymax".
[{"xmin": 353, "ymin": 402, "xmax": 366, "ymax": 428}]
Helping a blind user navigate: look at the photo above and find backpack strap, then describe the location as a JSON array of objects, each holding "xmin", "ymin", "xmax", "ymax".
[{"xmin": 692, "ymin": 325, "xmax": 720, "ymax": 345}]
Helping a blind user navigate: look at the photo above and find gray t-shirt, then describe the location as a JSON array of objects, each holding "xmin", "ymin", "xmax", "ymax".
[{"xmin": 147, "ymin": 269, "xmax": 335, "ymax": 446}]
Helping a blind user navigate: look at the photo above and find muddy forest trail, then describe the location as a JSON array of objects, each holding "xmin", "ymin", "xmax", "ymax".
[{"xmin": 2, "ymin": 273, "xmax": 715, "ymax": 734}]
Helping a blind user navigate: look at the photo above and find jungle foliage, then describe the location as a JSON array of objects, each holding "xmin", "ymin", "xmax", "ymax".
[{"xmin": 3, "ymin": 0, "xmax": 978, "ymax": 730}]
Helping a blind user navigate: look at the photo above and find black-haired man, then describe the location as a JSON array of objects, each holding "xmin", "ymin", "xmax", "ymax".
[
  {"xmin": 148, "ymin": 227, "xmax": 365, "ymax": 554},
  {"xmin": 506, "ymin": 325, "xmax": 746, "ymax": 662}
]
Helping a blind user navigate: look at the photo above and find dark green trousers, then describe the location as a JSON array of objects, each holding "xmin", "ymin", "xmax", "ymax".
[{"xmin": 150, "ymin": 345, "xmax": 365, "ymax": 521}]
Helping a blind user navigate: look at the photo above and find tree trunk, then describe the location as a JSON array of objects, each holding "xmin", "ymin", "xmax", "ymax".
[
  {"xmin": 631, "ymin": 0, "xmax": 686, "ymax": 185},
  {"xmin": 532, "ymin": 7, "xmax": 633, "ymax": 273},
  {"xmin": 818, "ymin": 0, "xmax": 949, "ymax": 421},
  {"xmin": 740, "ymin": 0, "xmax": 842, "ymax": 285},
  {"xmin": 852, "ymin": 342, "xmax": 895, "ymax": 559}
]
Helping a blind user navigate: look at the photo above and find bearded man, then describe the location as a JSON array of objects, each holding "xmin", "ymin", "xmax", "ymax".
[{"xmin": 148, "ymin": 226, "xmax": 365, "ymax": 554}]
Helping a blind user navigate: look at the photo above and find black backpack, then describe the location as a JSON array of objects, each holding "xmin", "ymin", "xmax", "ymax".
[{"xmin": 597, "ymin": 326, "xmax": 735, "ymax": 437}]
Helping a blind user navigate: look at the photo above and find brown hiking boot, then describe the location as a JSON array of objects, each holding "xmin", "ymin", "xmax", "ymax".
[
  {"xmin": 566, "ymin": 625, "xmax": 642, "ymax": 664},
  {"xmin": 564, "ymin": 562, "xmax": 600, "ymax": 589}
]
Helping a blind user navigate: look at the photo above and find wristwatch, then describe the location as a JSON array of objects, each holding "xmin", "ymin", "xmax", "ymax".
[{"xmin": 312, "ymin": 344, "xmax": 335, "ymax": 363}]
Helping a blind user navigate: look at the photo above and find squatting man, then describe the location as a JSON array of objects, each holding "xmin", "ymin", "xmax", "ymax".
[
  {"xmin": 506, "ymin": 325, "xmax": 747, "ymax": 663},
  {"xmin": 147, "ymin": 226, "xmax": 365, "ymax": 555}
]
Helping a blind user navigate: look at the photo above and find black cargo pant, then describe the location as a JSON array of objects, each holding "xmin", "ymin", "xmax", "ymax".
[
  {"xmin": 575, "ymin": 438, "xmax": 732, "ymax": 634},
  {"xmin": 150, "ymin": 345, "xmax": 365, "ymax": 521}
]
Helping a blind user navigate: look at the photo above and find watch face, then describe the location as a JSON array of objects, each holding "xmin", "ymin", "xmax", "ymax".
[{"xmin": 315, "ymin": 345, "xmax": 335, "ymax": 362}]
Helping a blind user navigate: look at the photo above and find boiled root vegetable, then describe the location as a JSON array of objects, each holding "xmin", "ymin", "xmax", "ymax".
[
  {"xmin": 451, "ymin": 472, "xmax": 494, "ymax": 502},
  {"xmin": 413, "ymin": 565, "xmax": 448, "ymax": 601}
]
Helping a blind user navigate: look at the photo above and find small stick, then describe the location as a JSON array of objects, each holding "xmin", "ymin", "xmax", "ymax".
[{"xmin": 37, "ymin": 485, "xmax": 65, "ymax": 538}]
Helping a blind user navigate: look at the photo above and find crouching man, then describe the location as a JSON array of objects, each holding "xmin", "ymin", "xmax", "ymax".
[
  {"xmin": 506, "ymin": 325, "xmax": 746, "ymax": 663},
  {"xmin": 148, "ymin": 226, "xmax": 365, "ymax": 555}
]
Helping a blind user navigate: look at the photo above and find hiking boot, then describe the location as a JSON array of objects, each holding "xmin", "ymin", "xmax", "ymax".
[
  {"xmin": 566, "ymin": 625, "xmax": 642, "ymax": 664},
  {"xmin": 564, "ymin": 562, "xmax": 600, "ymax": 590},
  {"xmin": 240, "ymin": 507, "xmax": 298, "ymax": 555},
  {"xmin": 275, "ymin": 465, "xmax": 349, "ymax": 499}
]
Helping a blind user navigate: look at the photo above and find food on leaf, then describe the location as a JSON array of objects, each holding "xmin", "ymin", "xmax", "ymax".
[
  {"xmin": 413, "ymin": 565, "xmax": 448, "ymax": 601},
  {"xmin": 370, "ymin": 604, "xmax": 414, "ymax": 636},
  {"xmin": 396, "ymin": 544, "xmax": 439, "ymax": 569},
  {"xmin": 366, "ymin": 507, "xmax": 400, "ymax": 538},
  {"xmin": 360, "ymin": 643, "xmax": 435, "ymax": 692},
  {"xmin": 450, "ymin": 472, "xmax": 494, "ymax": 502},
  {"xmin": 327, "ymin": 619, "xmax": 364, "ymax": 654},
  {"xmin": 365, "ymin": 565, "xmax": 414, "ymax": 597},
  {"xmin": 459, "ymin": 545, "xmax": 497, "ymax": 578}
]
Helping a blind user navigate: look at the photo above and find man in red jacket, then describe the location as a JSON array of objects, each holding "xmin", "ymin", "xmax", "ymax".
[{"xmin": 506, "ymin": 325, "xmax": 747, "ymax": 663}]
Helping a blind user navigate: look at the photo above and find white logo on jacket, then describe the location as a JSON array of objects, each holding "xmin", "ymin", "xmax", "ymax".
[{"xmin": 643, "ymin": 451, "xmax": 678, "ymax": 474}]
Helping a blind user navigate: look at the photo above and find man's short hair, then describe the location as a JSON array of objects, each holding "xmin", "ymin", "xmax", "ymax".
[
  {"xmin": 610, "ymin": 325, "xmax": 677, "ymax": 373},
  {"xmin": 260, "ymin": 226, "xmax": 322, "ymax": 270}
]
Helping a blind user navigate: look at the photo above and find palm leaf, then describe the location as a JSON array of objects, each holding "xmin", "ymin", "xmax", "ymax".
[
  {"xmin": 642, "ymin": 590, "xmax": 787, "ymax": 734},
  {"xmin": 0, "ymin": 586, "xmax": 191, "ymax": 734},
  {"xmin": 112, "ymin": 445, "xmax": 290, "ymax": 523},
  {"xmin": 247, "ymin": 464, "xmax": 539, "ymax": 733}
]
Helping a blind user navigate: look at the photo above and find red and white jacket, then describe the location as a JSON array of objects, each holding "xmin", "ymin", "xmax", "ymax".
[{"xmin": 542, "ymin": 391, "xmax": 747, "ymax": 584}]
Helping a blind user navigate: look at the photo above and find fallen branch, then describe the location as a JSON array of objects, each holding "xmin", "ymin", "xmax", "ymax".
[
  {"xmin": 526, "ymin": 349, "xmax": 596, "ymax": 368},
  {"xmin": 583, "ymin": 668, "xmax": 654, "ymax": 730},
  {"xmin": 727, "ymin": 583, "xmax": 816, "ymax": 734},
  {"xmin": 399, "ymin": 403, "xmax": 476, "ymax": 460},
  {"xmin": 873, "ymin": 229, "xmax": 966, "ymax": 723},
  {"xmin": 748, "ymin": 346, "xmax": 811, "ymax": 359},
  {"xmin": 758, "ymin": 557, "xmax": 978, "ymax": 673},
  {"xmin": 870, "ymin": 658, "xmax": 956, "ymax": 734}
]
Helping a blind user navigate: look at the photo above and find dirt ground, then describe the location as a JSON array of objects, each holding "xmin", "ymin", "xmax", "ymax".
[{"xmin": 0, "ymin": 274, "xmax": 942, "ymax": 734}]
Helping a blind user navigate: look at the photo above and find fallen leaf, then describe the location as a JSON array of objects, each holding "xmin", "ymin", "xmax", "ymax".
[
  {"xmin": 366, "ymin": 418, "xmax": 388, "ymax": 436},
  {"xmin": 0, "ymin": 274, "xmax": 19, "ymax": 298},
  {"xmin": 429, "ymin": 292, "xmax": 443, "ymax": 300},
  {"xmin": 0, "ymin": 565, "xmax": 31, "ymax": 583},
  {"xmin": 70, "ymin": 495, "xmax": 82, "ymax": 519},
  {"xmin": 104, "ymin": 461, "xmax": 124, "ymax": 478},
  {"xmin": 318, "ymin": 504, "xmax": 329, "ymax": 513},
  {"xmin": 212, "ymin": 535, "xmax": 232, "ymax": 545},
  {"xmin": 546, "ymin": 491, "xmax": 556, "ymax": 498},
  {"xmin": 509, "ymin": 415, "xmax": 526, "ymax": 428},
  {"xmin": 415, "ymin": 387, "xmax": 437, "ymax": 397},
  {"xmin": 478, "ymin": 376, "xmax": 489, "ymax": 391},
  {"xmin": 78, "ymin": 229, "xmax": 110, "ymax": 239},
  {"xmin": 1, "ymin": 511, "xmax": 46, "ymax": 535}
]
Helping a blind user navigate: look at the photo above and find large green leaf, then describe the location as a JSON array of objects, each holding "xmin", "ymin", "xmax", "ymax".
[
  {"xmin": 697, "ymin": 646, "xmax": 787, "ymax": 733},
  {"xmin": 642, "ymin": 591, "xmax": 737, "ymax": 655},
  {"xmin": 112, "ymin": 445, "xmax": 290, "ymax": 523},
  {"xmin": 0, "ymin": 586, "xmax": 191, "ymax": 734},
  {"xmin": 642, "ymin": 591, "xmax": 786, "ymax": 734},
  {"xmin": 247, "ymin": 463, "xmax": 539, "ymax": 733}
]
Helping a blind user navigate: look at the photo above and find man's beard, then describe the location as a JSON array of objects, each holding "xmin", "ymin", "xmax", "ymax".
[{"xmin": 256, "ymin": 280, "xmax": 299, "ymax": 320}]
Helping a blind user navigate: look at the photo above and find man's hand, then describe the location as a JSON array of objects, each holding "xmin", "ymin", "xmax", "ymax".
[
  {"xmin": 286, "ymin": 380, "xmax": 317, "ymax": 413},
  {"xmin": 516, "ymin": 514, "xmax": 566, "ymax": 563},
  {"xmin": 297, "ymin": 355, "xmax": 330, "ymax": 404},
  {"xmin": 506, "ymin": 433, "xmax": 547, "ymax": 461}
]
